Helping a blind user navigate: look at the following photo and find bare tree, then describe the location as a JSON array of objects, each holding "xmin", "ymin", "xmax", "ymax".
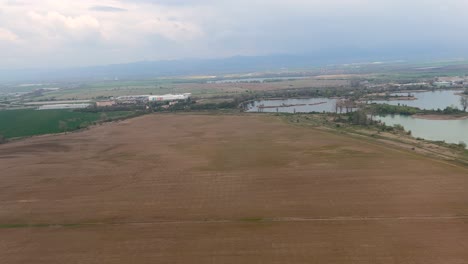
[
  {"xmin": 336, "ymin": 100, "xmax": 345, "ymax": 114},
  {"xmin": 345, "ymin": 100, "xmax": 352, "ymax": 113},
  {"xmin": 461, "ymin": 96, "xmax": 468, "ymax": 112}
]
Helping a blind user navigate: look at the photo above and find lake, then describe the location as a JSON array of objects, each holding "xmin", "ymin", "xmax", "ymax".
[
  {"xmin": 247, "ymin": 92, "xmax": 467, "ymax": 146},
  {"xmin": 375, "ymin": 115, "xmax": 468, "ymax": 146},
  {"xmin": 371, "ymin": 90, "xmax": 464, "ymax": 110},
  {"xmin": 246, "ymin": 98, "xmax": 342, "ymax": 113}
]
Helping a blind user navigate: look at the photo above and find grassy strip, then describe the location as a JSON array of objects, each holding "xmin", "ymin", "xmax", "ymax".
[
  {"xmin": 0, "ymin": 223, "xmax": 81, "ymax": 229},
  {"xmin": 0, "ymin": 218, "xmax": 271, "ymax": 229}
]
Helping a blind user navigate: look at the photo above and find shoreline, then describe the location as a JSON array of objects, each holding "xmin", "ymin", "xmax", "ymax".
[
  {"xmin": 387, "ymin": 96, "xmax": 417, "ymax": 101},
  {"xmin": 367, "ymin": 96, "xmax": 417, "ymax": 101},
  {"xmin": 413, "ymin": 114, "xmax": 468, "ymax": 120}
]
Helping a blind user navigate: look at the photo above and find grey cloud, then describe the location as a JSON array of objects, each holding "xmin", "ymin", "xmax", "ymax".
[{"xmin": 2, "ymin": 0, "xmax": 468, "ymax": 69}]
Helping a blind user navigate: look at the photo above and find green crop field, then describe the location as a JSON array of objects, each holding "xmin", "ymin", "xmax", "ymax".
[{"xmin": 0, "ymin": 109, "xmax": 135, "ymax": 139}]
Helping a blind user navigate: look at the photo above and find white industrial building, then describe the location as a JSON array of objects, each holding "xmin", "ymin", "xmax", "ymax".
[
  {"xmin": 434, "ymin": 81, "xmax": 453, "ymax": 87},
  {"xmin": 148, "ymin": 93, "xmax": 191, "ymax": 102},
  {"xmin": 37, "ymin": 103, "xmax": 91, "ymax": 110}
]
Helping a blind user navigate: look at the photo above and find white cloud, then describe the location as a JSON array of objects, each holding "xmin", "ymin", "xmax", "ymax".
[{"xmin": 0, "ymin": 27, "xmax": 18, "ymax": 42}]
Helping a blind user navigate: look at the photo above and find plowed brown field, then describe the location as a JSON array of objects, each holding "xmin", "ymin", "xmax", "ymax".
[{"xmin": 1, "ymin": 114, "xmax": 467, "ymax": 263}]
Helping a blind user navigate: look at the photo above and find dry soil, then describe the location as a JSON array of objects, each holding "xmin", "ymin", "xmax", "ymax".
[{"xmin": 1, "ymin": 114, "xmax": 467, "ymax": 263}]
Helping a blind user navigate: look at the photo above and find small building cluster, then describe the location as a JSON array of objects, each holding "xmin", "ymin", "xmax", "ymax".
[
  {"xmin": 95, "ymin": 101, "xmax": 116, "ymax": 107},
  {"xmin": 434, "ymin": 76, "xmax": 466, "ymax": 88},
  {"xmin": 32, "ymin": 93, "xmax": 192, "ymax": 110},
  {"xmin": 92, "ymin": 93, "xmax": 192, "ymax": 108},
  {"xmin": 112, "ymin": 93, "xmax": 192, "ymax": 105}
]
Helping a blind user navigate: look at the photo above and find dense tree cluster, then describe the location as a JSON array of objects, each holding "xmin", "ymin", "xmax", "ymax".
[
  {"xmin": 367, "ymin": 104, "xmax": 420, "ymax": 115},
  {"xmin": 349, "ymin": 111, "xmax": 369, "ymax": 125},
  {"xmin": 435, "ymin": 106, "xmax": 465, "ymax": 114}
]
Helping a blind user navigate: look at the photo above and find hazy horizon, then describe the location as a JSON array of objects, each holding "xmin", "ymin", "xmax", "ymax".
[{"xmin": 1, "ymin": 0, "xmax": 468, "ymax": 69}]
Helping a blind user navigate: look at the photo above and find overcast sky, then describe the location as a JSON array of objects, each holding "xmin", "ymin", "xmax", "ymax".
[{"xmin": 1, "ymin": 0, "xmax": 468, "ymax": 69}]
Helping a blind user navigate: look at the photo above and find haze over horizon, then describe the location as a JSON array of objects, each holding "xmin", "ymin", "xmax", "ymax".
[{"xmin": 1, "ymin": 0, "xmax": 468, "ymax": 70}]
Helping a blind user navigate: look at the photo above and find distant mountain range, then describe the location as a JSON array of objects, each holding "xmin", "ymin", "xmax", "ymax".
[
  {"xmin": 0, "ymin": 55, "xmax": 327, "ymax": 83},
  {"xmin": 0, "ymin": 53, "xmax": 455, "ymax": 84}
]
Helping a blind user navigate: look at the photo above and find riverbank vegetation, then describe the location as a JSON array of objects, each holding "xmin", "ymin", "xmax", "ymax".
[
  {"xmin": 365, "ymin": 104, "xmax": 420, "ymax": 115},
  {"xmin": 363, "ymin": 103, "xmax": 468, "ymax": 117}
]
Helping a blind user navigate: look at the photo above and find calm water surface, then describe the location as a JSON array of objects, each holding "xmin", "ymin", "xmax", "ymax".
[
  {"xmin": 247, "ymin": 92, "xmax": 467, "ymax": 146},
  {"xmin": 371, "ymin": 90, "xmax": 464, "ymax": 110},
  {"xmin": 375, "ymin": 115, "xmax": 468, "ymax": 145},
  {"xmin": 247, "ymin": 98, "xmax": 341, "ymax": 113}
]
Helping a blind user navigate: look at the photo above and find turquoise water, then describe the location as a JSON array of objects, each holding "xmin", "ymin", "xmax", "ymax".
[
  {"xmin": 371, "ymin": 90, "xmax": 464, "ymax": 110},
  {"xmin": 375, "ymin": 115, "xmax": 468, "ymax": 146}
]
